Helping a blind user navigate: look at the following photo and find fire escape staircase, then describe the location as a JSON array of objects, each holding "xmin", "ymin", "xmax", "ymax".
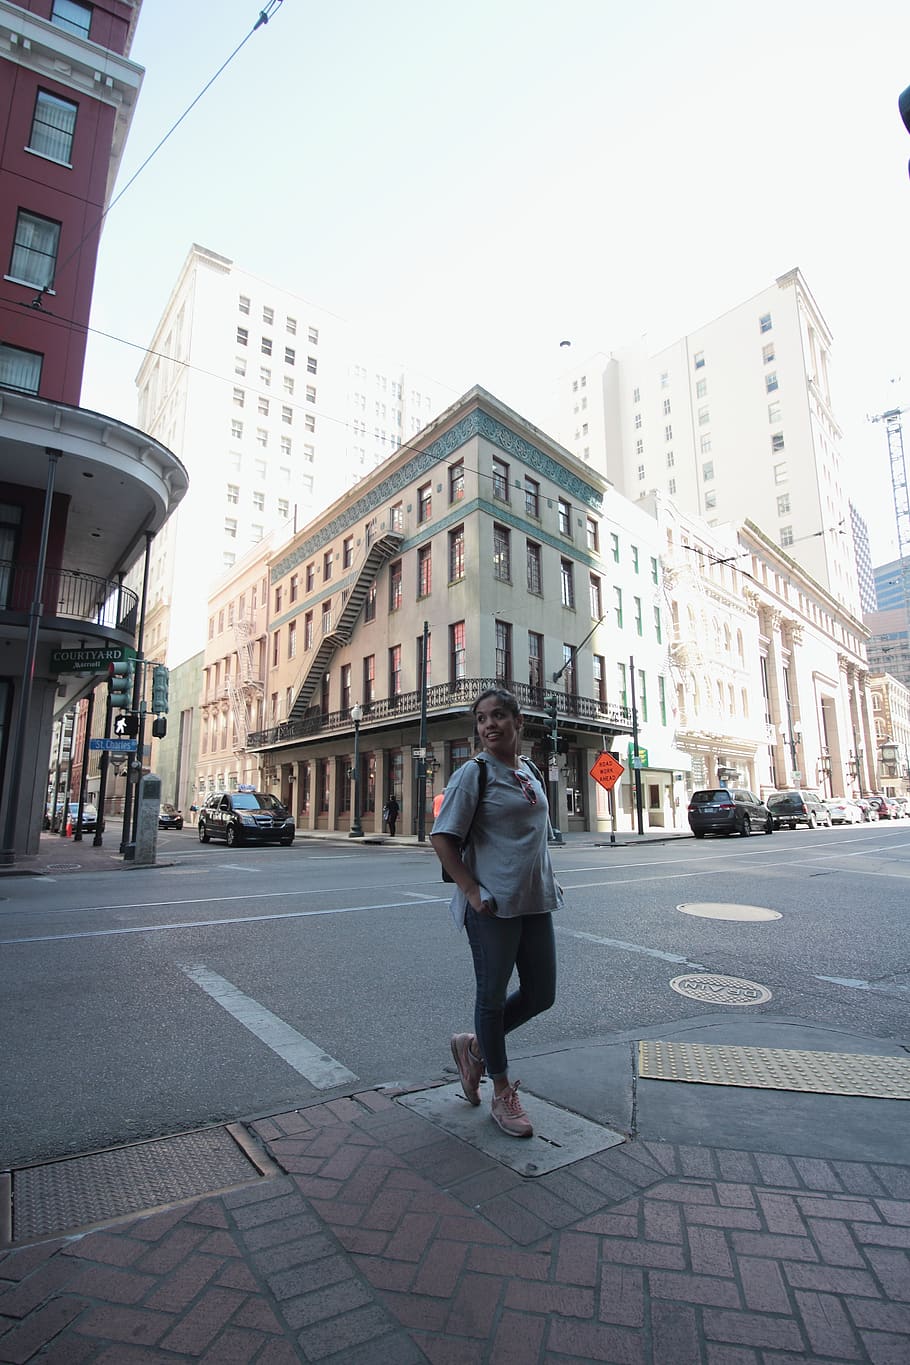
[
  {"xmin": 288, "ymin": 521, "xmax": 403, "ymax": 722},
  {"xmin": 227, "ymin": 614, "xmax": 264, "ymax": 752}
]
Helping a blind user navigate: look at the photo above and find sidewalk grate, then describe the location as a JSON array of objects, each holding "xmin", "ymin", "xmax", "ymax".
[
  {"xmin": 639, "ymin": 1041, "xmax": 910, "ymax": 1099},
  {"xmin": 9, "ymin": 1126, "xmax": 265, "ymax": 1243}
]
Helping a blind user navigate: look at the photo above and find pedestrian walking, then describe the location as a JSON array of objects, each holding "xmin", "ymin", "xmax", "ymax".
[
  {"xmin": 430, "ymin": 688, "xmax": 562, "ymax": 1138},
  {"xmin": 383, "ymin": 793, "xmax": 399, "ymax": 836}
]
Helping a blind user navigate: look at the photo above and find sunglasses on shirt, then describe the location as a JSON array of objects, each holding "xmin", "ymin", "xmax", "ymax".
[{"xmin": 512, "ymin": 770, "xmax": 537, "ymax": 805}]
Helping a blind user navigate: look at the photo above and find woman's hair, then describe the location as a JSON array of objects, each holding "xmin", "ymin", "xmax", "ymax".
[{"xmin": 472, "ymin": 687, "xmax": 522, "ymax": 719}]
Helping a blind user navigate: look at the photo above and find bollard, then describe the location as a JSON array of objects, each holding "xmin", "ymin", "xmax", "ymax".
[{"xmin": 126, "ymin": 773, "xmax": 161, "ymax": 866}]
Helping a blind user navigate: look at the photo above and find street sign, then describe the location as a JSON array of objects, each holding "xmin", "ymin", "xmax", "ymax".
[
  {"xmin": 89, "ymin": 737, "xmax": 138, "ymax": 752},
  {"xmin": 590, "ymin": 752, "xmax": 625, "ymax": 792},
  {"xmin": 627, "ymin": 743, "xmax": 649, "ymax": 767},
  {"xmin": 49, "ymin": 645, "xmax": 135, "ymax": 674}
]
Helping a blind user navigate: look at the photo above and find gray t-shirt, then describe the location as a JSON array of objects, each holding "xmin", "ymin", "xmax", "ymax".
[{"xmin": 433, "ymin": 753, "xmax": 564, "ymax": 928}]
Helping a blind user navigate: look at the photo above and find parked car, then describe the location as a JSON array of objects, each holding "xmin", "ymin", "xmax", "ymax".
[
  {"xmin": 867, "ymin": 795, "xmax": 900, "ymax": 820},
  {"xmin": 158, "ymin": 803, "xmax": 184, "ymax": 831},
  {"xmin": 687, "ymin": 788, "xmax": 774, "ymax": 838},
  {"xmin": 48, "ymin": 801, "xmax": 98, "ymax": 833},
  {"xmin": 824, "ymin": 798, "xmax": 863, "ymax": 825},
  {"xmin": 855, "ymin": 799, "xmax": 879, "ymax": 822},
  {"xmin": 766, "ymin": 790, "xmax": 832, "ymax": 829},
  {"xmin": 198, "ymin": 791, "xmax": 295, "ymax": 846}
]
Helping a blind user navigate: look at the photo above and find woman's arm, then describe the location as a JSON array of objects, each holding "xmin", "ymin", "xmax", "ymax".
[{"xmin": 430, "ymin": 834, "xmax": 496, "ymax": 915}]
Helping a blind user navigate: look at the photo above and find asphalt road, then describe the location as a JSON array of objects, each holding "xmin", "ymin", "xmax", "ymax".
[{"xmin": 2, "ymin": 823, "xmax": 909, "ymax": 1168}]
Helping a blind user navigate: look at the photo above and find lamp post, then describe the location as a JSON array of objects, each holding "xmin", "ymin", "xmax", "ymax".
[
  {"xmin": 781, "ymin": 713, "xmax": 802, "ymax": 785},
  {"xmin": 349, "ymin": 702, "xmax": 363, "ymax": 838}
]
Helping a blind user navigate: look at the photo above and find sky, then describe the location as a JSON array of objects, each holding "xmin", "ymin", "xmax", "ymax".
[{"xmin": 82, "ymin": 0, "xmax": 910, "ymax": 566}]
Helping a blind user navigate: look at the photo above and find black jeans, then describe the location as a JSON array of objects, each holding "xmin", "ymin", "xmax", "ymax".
[{"xmin": 463, "ymin": 909, "xmax": 556, "ymax": 1078}]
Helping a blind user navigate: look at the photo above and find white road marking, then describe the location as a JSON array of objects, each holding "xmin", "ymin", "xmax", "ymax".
[
  {"xmin": 816, "ymin": 974, "xmax": 910, "ymax": 995},
  {"xmin": 0, "ymin": 897, "xmax": 448, "ymax": 945},
  {"xmin": 555, "ymin": 925, "xmax": 707, "ymax": 969},
  {"xmin": 179, "ymin": 962, "xmax": 358, "ymax": 1089}
]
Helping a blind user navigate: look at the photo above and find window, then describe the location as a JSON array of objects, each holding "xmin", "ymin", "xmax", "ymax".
[
  {"xmin": 663, "ymin": 398, "xmax": 671, "ymax": 415},
  {"xmin": 589, "ymin": 574, "xmax": 602, "ymax": 618},
  {"xmin": 614, "ymin": 585, "xmax": 623, "ymax": 628},
  {"xmin": 51, "ymin": 0, "xmax": 91, "ymax": 38},
  {"xmin": 634, "ymin": 412, "xmax": 642, "ymax": 430},
  {"xmin": 450, "ymin": 621, "xmax": 466, "ymax": 681},
  {"xmin": 694, "ymin": 350, "xmax": 705, "ymax": 369},
  {"xmin": 698, "ymin": 406, "xmax": 710, "ymax": 426},
  {"xmin": 288, "ymin": 619, "xmax": 297, "ymax": 659},
  {"xmin": 700, "ymin": 434, "xmax": 711, "ymax": 454},
  {"xmin": 702, "ymin": 461, "xmax": 714, "ymax": 481},
  {"xmin": 417, "ymin": 482, "xmax": 432, "ymax": 523},
  {"xmin": 389, "ymin": 558, "xmax": 402, "ymax": 610},
  {"xmin": 526, "ymin": 541, "xmax": 542, "ymax": 594},
  {"xmin": 634, "ymin": 596, "xmax": 643, "ymax": 635},
  {"xmin": 28, "ymin": 90, "xmax": 77, "ymax": 163},
  {"xmin": 0, "ymin": 345, "xmax": 42, "ymax": 394},
  {"xmin": 638, "ymin": 670, "xmax": 648, "ymax": 722},
  {"xmin": 777, "ymin": 493, "xmax": 790, "ymax": 515},
  {"xmin": 631, "ymin": 546, "xmax": 639, "ymax": 574},
  {"xmin": 418, "ymin": 544, "xmax": 432, "ymax": 596},
  {"xmin": 271, "ymin": 630, "xmax": 281, "ymax": 668},
  {"xmin": 660, "ymin": 371, "xmax": 669, "ymax": 388},
  {"xmin": 560, "ymin": 558, "xmax": 575, "ymax": 608},
  {"xmin": 654, "ymin": 605, "xmax": 662, "ymax": 643},
  {"xmin": 238, "ymin": 294, "xmax": 250, "ymax": 315},
  {"xmin": 586, "ymin": 517, "xmax": 599, "ymax": 552},
  {"xmin": 525, "ymin": 477, "xmax": 540, "ymax": 518},
  {"xmin": 234, "ymin": 357, "xmax": 246, "ymax": 376},
  {"xmin": 771, "ymin": 432, "xmax": 785, "ymax": 452},
  {"xmin": 766, "ymin": 372, "xmax": 778, "ymax": 393},
  {"xmin": 281, "ymin": 405, "xmax": 293, "ymax": 425},
  {"xmin": 261, "ymin": 337, "xmax": 272, "ymax": 356},
  {"xmin": 232, "ymin": 387, "xmax": 245, "ymax": 408},
  {"xmin": 389, "ymin": 501, "xmax": 403, "ymax": 532},
  {"xmin": 342, "ymin": 535, "xmax": 354, "ymax": 569},
  {"xmin": 307, "ymin": 325, "xmax": 318, "ymax": 343},
  {"xmin": 364, "ymin": 580, "xmax": 376, "ymax": 622},
  {"xmin": 236, "ymin": 327, "xmax": 248, "ymax": 346},
  {"xmin": 762, "ymin": 342, "xmax": 775, "ymax": 364},
  {"xmin": 494, "ymin": 620, "xmax": 512, "ymax": 683},
  {"xmin": 449, "ymin": 526, "xmax": 465, "ymax": 580},
  {"xmin": 281, "ymin": 346, "xmax": 294, "ymax": 366},
  {"xmin": 305, "ymin": 563, "xmax": 315, "ymax": 592},
  {"xmin": 668, "ymin": 478, "xmax": 676, "ymax": 494},
  {"xmin": 363, "ymin": 654, "xmax": 375, "ymax": 704},
  {"xmin": 759, "ymin": 312, "xmax": 772, "ymax": 333},
  {"xmin": 9, "ymin": 211, "xmax": 61, "ymax": 289},
  {"xmin": 780, "ymin": 525, "xmax": 794, "ymax": 548},
  {"xmin": 224, "ymin": 517, "xmax": 237, "ymax": 539},
  {"xmin": 667, "ymin": 451, "xmax": 676, "ymax": 467},
  {"xmin": 635, "ymin": 439, "xmax": 644, "ymax": 456},
  {"xmin": 665, "ymin": 424, "xmax": 673, "ymax": 441},
  {"xmin": 307, "ymin": 355, "xmax": 317, "ymax": 374},
  {"xmin": 321, "ymin": 599, "xmax": 332, "ymax": 635},
  {"xmin": 557, "ymin": 498, "xmax": 572, "ymax": 536},
  {"xmin": 323, "ymin": 548, "xmax": 333, "ymax": 581},
  {"xmin": 768, "ymin": 401, "xmax": 781, "ymax": 423},
  {"xmin": 610, "ymin": 533, "xmax": 620, "ymax": 562},
  {"xmin": 696, "ymin": 378, "xmax": 707, "ymax": 398},
  {"xmin": 260, "ymin": 366, "xmax": 271, "ymax": 387},
  {"xmin": 773, "ymin": 462, "xmax": 788, "ymax": 485},
  {"xmin": 231, "ymin": 419, "xmax": 243, "ymax": 439},
  {"xmin": 280, "ymin": 436, "xmax": 292, "ymax": 456},
  {"xmin": 493, "ymin": 524, "xmax": 511, "ymax": 581},
  {"xmin": 593, "ymin": 654, "xmax": 606, "ymax": 704},
  {"xmin": 258, "ymin": 397, "xmax": 269, "ymax": 416},
  {"xmin": 651, "ymin": 555, "xmax": 658, "ymax": 584},
  {"xmin": 226, "ymin": 483, "xmax": 239, "ymax": 504},
  {"xmin": 256, "ymin": 427, "xmax": 268, "ymax": 447},
  {"xmin": 489, "ymin": 457, "xmax": 509, "ymax": 501},
  {"xmin": 528, "ymin": 632, "xmax": 543, "ymax": 689},
  {"xmin": 306, "ymin": 385, "xmax": 316, "ymax": 404},
  {"xmin": 638, "ymin": 465, "xmax": 646, "ymax": 481},
  {"xmin": 252, "ymin": 490, "xmax": 265, "ymax": 511},
  {"xmin": 705, "ymin": 490, "xmax": 717, "ymax": 510},
  {"xmin": 561, "ymin": 645, "xmax": 576, "ymax": 695},
  {"xmin": 289, "ymin": 573, "xmax": 299, "ymax": 603},
  {"xmin": 449, "ymin": 460, "xmax": 465, "ymax": 503}
]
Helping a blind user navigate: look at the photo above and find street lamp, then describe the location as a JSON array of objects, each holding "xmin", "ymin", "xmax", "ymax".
[
  {"xmin": 349, "ymin": 702, "xmax": 363, "ymax": 838},
  {"xmin": 780, "ymin": 717, "xmax": 802, "ymax": 784}
]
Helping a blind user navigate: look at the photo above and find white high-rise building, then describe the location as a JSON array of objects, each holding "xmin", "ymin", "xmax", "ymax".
[
  {"xmin": 133, "ymin": 244, "xmax": 452, "ymax": 668},
  {"xmin": 554, "ymin": 268, "xmax": 861, "ymax": 616}
]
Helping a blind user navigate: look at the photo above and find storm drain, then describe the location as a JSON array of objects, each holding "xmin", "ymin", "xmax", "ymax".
[
  {"xmin": 639, "ymin": 1041, "xmax": 910, "ymax": 1100},
  {"xmin": 9, "ymin": 1124, "xmax": 267, "ymax": 1244}
]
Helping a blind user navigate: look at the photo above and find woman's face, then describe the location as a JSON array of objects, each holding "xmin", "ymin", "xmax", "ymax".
[{"xmin": 474, "ymin": 696, "xmax": 523, "ymax": 760}]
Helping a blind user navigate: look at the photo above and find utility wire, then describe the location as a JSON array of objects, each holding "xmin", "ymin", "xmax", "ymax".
[{"xmin": 27, "ymin": 1, "xmax": 286, "ymax": 311}]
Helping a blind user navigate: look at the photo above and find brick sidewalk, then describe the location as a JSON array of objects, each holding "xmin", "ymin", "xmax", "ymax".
[{"xmin": 2, "ymin": 1089, "xmax": 909, "ymax": 1363}]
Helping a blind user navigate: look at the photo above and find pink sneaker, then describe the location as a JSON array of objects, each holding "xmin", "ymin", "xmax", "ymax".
[
  {"xmin": 491, "ymin": 1081, "xmax": 533, "ymax": 1138},
  {"xmin": 450, "ymin": 1033, "xmax": 484, "ymax": 1105}
]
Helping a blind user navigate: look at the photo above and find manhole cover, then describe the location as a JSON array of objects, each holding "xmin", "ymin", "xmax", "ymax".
[
  {"xmin": 669, "ymin": 973, "xmax": 772, "ymax": 1005},
  {"xmin": 678, "ymin": 902, "xmax": 782, "ymax": 922},
  {"xmin": 11, "ymin": 1126, "xmax": 264, "ymax": 1243}
]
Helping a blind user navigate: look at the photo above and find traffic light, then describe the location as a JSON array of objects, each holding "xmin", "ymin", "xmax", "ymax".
[
  {"xmin": 108, "ymin": 659, "xmax": 135, "ymax": 709},
  {"xmin": 901, "ymin": 84, "xmax": 910, "ymax": 179},
  {"xmin": 151, "ymin": 664, "xmax": 170, "ymax": 714},
  {"xmin": 152, "ymin": 716, "xmax": 168, "ymax": 739},
  {"xmin": 113, "ymin": 712, "xmax": 139, "ymax": 738},
  {"xmin": 544, "ymin": 692, "xmax": 559, "ymax": 725}
]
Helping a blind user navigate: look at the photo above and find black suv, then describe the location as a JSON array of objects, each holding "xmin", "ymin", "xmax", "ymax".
[
  {"xmin": 198, "ymin": 791, "xmax": 295, "ymax": 846},
  {"xmin": 766, "ymin": 790, "xmax": 832, "ymax": 829},
  {"xmin": 687, "ymin": 788, "xmax": 773, "ymax": 838}
]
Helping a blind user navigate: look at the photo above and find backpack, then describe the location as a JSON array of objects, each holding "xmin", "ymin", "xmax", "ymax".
[{"xmin": 441, "ymin": 757, "xmax": 487, "ymax": 882}]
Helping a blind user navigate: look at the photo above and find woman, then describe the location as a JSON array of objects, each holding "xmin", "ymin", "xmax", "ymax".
[
  {"xmin": 384, "ymin": 793, "xmax": 399, "ymax": 837},
  {"xmin": 431, "ymin": 688, "xmax": 562, "ymax": 1138}
]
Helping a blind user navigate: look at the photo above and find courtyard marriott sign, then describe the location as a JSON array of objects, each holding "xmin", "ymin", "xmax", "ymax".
[{"xmin": 49, "ymin": 645, "xmax": 136, "ymax": 674}]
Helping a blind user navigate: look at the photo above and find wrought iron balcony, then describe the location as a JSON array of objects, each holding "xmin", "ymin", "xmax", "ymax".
[
  {"xmin": 0, "ymin": 560, "xmax": 139, "ymax": 635},
  {"xmin": 248, "ymin": 677, "xmax": 634, "ymax": 751}
]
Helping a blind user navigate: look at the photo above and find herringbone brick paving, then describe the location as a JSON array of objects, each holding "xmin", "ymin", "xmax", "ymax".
[{"xmin": 1, "ymin": 1089, "xmax": 908, "ymax": 1362}]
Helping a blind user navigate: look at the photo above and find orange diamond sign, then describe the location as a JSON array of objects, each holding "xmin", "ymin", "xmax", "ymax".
[{"xmin": 590, "ymin": 752, "xmax": 624, "ymax": 791}]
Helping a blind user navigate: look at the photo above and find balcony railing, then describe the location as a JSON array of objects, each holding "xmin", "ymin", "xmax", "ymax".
[
  {"xmin": 0, "ymin": 561, "xmax": 139, "ymax": 634},
  {"xmin": 248, "ymin": 677, "xmax": 634, "ymax": 750}
]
